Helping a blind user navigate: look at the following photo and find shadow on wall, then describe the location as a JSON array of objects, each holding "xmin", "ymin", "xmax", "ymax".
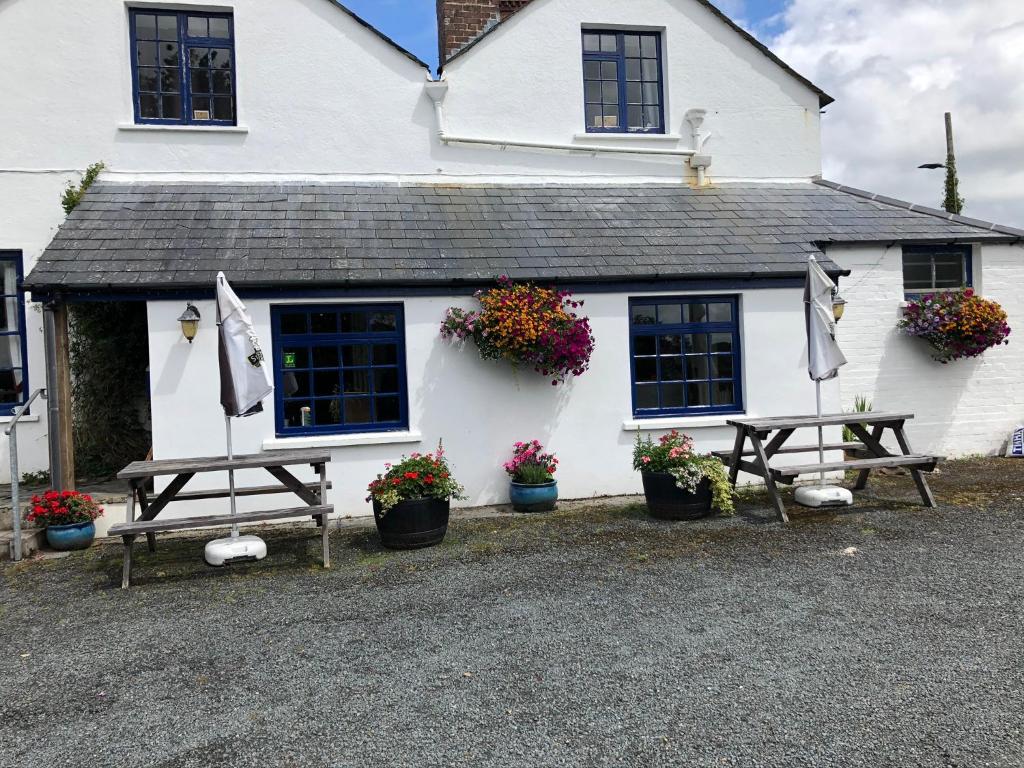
[
  {"xmin": 871, "ymin": 325, "xmax": 980, "ymax": 454},
  {"xmin": 414, "ymin": 331, "xmax": 574, "ymax": 504}
]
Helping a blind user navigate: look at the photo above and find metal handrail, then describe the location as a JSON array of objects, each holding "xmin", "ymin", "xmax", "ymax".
[{"xmin": 6, "ymin": 388, "xmax": 47, "ymax": 562}]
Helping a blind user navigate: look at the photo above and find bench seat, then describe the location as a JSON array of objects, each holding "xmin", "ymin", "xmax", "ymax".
[
  {"xmin": 772, "ymin": 455, "xmax": 942, "ymax": 482},
  {"xmin": 712, "ymin": 442, "xmax": 869, "ymax": 460}
]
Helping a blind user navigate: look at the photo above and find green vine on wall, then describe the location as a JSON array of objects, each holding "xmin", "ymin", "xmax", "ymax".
[{"xmin": 62, "ymin": 162, "xmax": 105, "ymax": 215}]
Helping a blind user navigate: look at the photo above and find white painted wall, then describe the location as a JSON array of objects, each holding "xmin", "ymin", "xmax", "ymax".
[
  {"xmin": 142, "ymin": 287, "xmax": 840, "ymax": 523},
  {"xmin": 834, "ymin": 242, "xmax": 1024, "ymax": 456}
]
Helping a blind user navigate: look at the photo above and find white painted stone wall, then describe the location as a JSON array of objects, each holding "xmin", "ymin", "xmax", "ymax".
[
  {"xmin": 833, "ymin": 243, "xmax": 1024, "ymax": 456},
  {"xmin": 142, "ymin": 287, "xmax": 840, "ymax": 522}
]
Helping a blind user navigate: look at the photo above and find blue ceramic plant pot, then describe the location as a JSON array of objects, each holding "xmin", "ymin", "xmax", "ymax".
[
  {"xmin": 45, "ymin": 521, "xmax": 96, "ymax": 551},
  {"xmin": 509, "ymin": 481, "xmax": 558, "ymax": 513}
]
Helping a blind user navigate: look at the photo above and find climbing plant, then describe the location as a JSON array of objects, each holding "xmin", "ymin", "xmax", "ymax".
[{"xmin": 61, "ymin": 162, "xmax": 105, "ymax": 215}]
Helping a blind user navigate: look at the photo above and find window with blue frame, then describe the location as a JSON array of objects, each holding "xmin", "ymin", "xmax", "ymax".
[
  {"xmin": 272, "ymin": 305, "xmax": 408, "ymax": 436},
  {"xmin": 582, "ymin": 30, "xmax": 664, "ymax": 133},
  {"xmin": 629, "ymin": 297, "xmax": 742, "ymax": 417},
  {"xmin": 130, "ymin": 9, "xmax": 236, "ymax": 125},
  {"xmin": 902, "ymin": 245, "xmax": 973, "ymax": 296},
  {"xmin": 0, "ymin": 253, "xmax": 28, "ymax": 409}
]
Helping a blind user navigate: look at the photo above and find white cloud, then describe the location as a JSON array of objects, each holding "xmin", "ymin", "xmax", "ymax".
[{"xmin": 770, "ymin": 0, "xmax": 1024, "ymax": 227}]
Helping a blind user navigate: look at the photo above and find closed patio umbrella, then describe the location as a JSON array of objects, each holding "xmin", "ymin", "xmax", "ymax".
[
  {"xmin": 795, "ymin": 256, "xmax": 853, "ymax": 508},
  {"xmin": 204, "ymin": 272, "xmax": 274, "ymax": 566}
]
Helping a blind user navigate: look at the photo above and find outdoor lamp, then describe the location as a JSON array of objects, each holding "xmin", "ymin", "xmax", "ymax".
[
  {"xmin": 831, "ymin": 293, "xmax": 847, "ymax": 323},
  {"xmin": 177, "ymin": 303, "xmax": 201, "ymax": 343}
]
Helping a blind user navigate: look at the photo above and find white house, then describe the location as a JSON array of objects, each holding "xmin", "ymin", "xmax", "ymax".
[{"xmin": 5, "ymin": 0, "xmax": 1022, "ymax": 525}]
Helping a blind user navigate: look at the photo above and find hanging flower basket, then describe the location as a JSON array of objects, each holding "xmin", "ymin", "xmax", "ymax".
[
  {"xmin": 440, "ymin": 277, "xmax": 596, "ymax": 384},
  {"xmin": 898, "ymin": 289, "xmax": 1011, "ymax": 363}
]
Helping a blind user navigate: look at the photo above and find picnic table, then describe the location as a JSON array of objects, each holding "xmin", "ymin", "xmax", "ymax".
[
  {"xmin": 717, "ymin": 412, "xmax": 942, "ymax": 523},
  {"xmin": 108, "ymin": 448, "xmax": 333, "ymax": 588}
]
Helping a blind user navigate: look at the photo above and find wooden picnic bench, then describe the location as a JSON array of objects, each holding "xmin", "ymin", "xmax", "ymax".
[
  {"xmin": 715, "ymin": 413, "xmax": 942, "ymax": 524},
  {"xmin": 108, "ymin": 448, "xmax": 333, "ymax": 588}
]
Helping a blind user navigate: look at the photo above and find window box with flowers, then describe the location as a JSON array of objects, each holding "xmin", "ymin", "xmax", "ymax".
[
  {"xmin": 633, "ymin": 431, "xmax": 734, "ymax": 520},
  {"xmin": 898, "ymin": 288, "xmax": 1011, "ymax": 363},
  {"xmin": 504, "ymin": 440, "xmax": 559, "ymax": 513},
  {"xmin": 27, "ymin": 490, "xmax": 105, "ymax": 551},
  {"xmin": 440, "ymin": 277, "xmax": 596, "ymax": 384},
  {"xmin": 366, "ymin": 441, "xmax": 466, "ymax": 549}
]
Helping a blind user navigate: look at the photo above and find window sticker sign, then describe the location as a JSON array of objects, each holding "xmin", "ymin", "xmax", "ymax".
[{"xmin": 283, "ymin": 351, "xmax": 297, "ymax": 369}]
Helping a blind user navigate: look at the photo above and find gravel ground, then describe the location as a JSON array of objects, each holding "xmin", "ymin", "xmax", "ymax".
[{"xmin": 2, "ymin": 458, "xmax": 1023, "ymax": 768}]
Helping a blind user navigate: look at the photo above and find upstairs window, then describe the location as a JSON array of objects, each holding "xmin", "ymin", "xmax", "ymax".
[
  {"xmin": 0, "ymin": 253, "xmax": 27, "ymax": 409},
  {"xmin": 582, "ymin": 30, "xmax": 664, "ymax": 134},
  {"xmin": 629, "ymin": 297, "xmax": 743, "ymax": 417},
  {"xmin": 130, "ymin": 9, "xmax": 236, "ymax": 125},
  {"xmin": 902, "ymin": 245, "xmax": 972, "ymax": 296},
  {"xmin": 272, "ymin": 305, "xmax": 409, "ymax": 437}
]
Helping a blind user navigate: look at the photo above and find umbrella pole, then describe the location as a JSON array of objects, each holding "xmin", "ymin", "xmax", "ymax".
[
  {"xmin": 226, "ymin": 413, "xmax": 239, "ymax": 539},
  {"xmin": 816, "ymin": 380, "xmax": 826, "ymax": 487}
]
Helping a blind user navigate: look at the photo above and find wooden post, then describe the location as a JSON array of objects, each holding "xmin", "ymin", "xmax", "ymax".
[
  {"xmin": 43, "ymin": 300, "xmax": 75, "ymax": 490},
  {"xmin": 945, "ymin": 112, "xmax": 956, "ymax": 166}
]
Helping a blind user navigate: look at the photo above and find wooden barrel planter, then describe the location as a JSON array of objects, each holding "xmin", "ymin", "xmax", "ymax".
[
  {"xmin": 641, "ymin": 472, "xmax": 713, "ymax": 521},
  {"xmin": 372, "ymin": 497, "xmax": 450, "ymax": 549}
]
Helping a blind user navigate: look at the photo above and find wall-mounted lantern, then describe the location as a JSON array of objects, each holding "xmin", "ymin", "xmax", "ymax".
[
  {"xmin": 832, "ymin": 293, "xmax": 847, "ymax": 323},
  {"xmin": 177, "ymin": 303, "xmax": 201, "ymax": 343}
]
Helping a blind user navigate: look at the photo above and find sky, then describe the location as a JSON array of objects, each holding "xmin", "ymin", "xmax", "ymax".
[{"xmin": 342, "ymin": 0, "xmax": 1024, "ymax": 228}]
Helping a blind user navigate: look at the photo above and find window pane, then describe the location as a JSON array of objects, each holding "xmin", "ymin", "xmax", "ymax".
[
  {"xmin": 635, "ymin": 384, "xmax": 659, "ymax": 409},
  {"xmin": 161, "ymin": 95, "xmax": 182, "ymax": 120},
  {"xmin": 685, "ymin": 356, "xmax": 708, "ymax": 381},
  {"xmin": 0, "ymin": 335, "xmax": 22, "ymax": 369},
  {"xmin": 602, "ymin": 109, "xmax": 619, "ymax": 129},
  {"xmin": 280, "ymin": 313, "xmax": 307, "ymax": 334},
  {"xmin": 315, "ymin": 400, "xmax": 341, "ymax": 427},
  {"xmin": 713, "ymin": 382, "xmax": 736, "ymax": 407},
  {"xmin": 0, "ymin": 263, "xmax": 16, "ymax": 295},
  {"xmin": 661, "ymin": 383, "xmax": 684, "ymax": 408},
  {"xmin": 642, "ymin": 106, "xmax": 661, "ymax": 129},
  {"xmin": 601, "ymin": 61, "xmax": 617, "ymax": 80},
  {"xmin": 342, "ymin": 345, "xmax": 370, "ymax": 366},
  {"xmin": 0, "ymin": 298, "xmax": 18, "ymax": 333},
  {"xmin": 585, "ymin": 81, "xmax": 602, "ymax": 102},
  {"xmin": 642, "ymin": 82, "xmax": 660, "ymax": 104},
  {"xmin": 657, "ymin": 304, "xmax": 681, "ymax": 325},
  {"xmin": 137, "ymin": 41, "xmax": 158, "ymax": 66},
  {"xmin": 373, "ymin": 368, "xmax": 399, "ymax": 394},
  {"xmin": 635, "ymin": 357, "xmax": 658, "ymax": 382},
  {"xmin": 190, "ymin": 47, "xmax": 209, "ymax": 67},
  {"xmin": 311, "ymin": 346, "xmax": 339, "ymax": 368},
  {"xmin": 210, "ymin": 48, "xmax": 232, "ymax": 69},
  {"xmin": 633, "ymin": 335, "xmax": 656, "ymax": 356},
  {"xmin": 209, "ymin": 17, "xmax": 230, "ymax": 38},
  {"xmin": 138, "ymin": 67, "xmax": 158, "ymax": 92},
  {"xmin": 0, "ymin": 369, "xmax": 22, "ymax": 405},
  {"xmin": 934, "ymin": 255, "xmax": 965, "ymax": 288},
  {"xmin": 344, "ymin": 398, "xmax": 373, "ymax": 425},
  {"xmin": 157, "ymin": 14, "xmax": 178, "ymax": 40},
  {"xmin": 339, "ymin": 311, "xmax": 367, "ymax": 333},
  {"xmin": 212, "ymin": 97, "xmax": 233, "ymax": 121},
  {"xmin": 626, "ymin": 59, "xmax": 641, "ymax": 81},
  {"xmin": 710, "ymin": 333, "xmax": 733, "ymax": 353},
  {"xmin": 642, "ymin": 59, "xmax": 659, "ymax": 80},
  {"xmin": 283, "ymin": 401, "xmax": 313, "ymax": 428},
  {"xmin": 211, "ymin": 70, "xmax": 232, "ymax": 94},
  {"xmin": 369, "ymin": 311, "xmax": 397, "ymax": 332},
  {"xmin": 343, "ymin": 370, "xmax": 370, "ymax": 394},
  {"xmin": 602, "ymin": 81, "xmax": 618, "ymax": 104},
  {"xmin": 659, "ymin": 334, "xmax": 682, "ymax": 355},
  {"xmin": 311, "ymin": 312, "xmax": 337, "ymax": 333},
  {"xmin": 376, "ymin": 396, "xmax": 401, "ymax": 422},
  {"xmin": 191, "ymin": 70, "xmax": 211, "ymax": 94},
  {"xmin": 160, "ymin": 42, "xmax": 179, "ymax": 67},
  {"xmin": 661, "ymin": 356, "xmax": 683, "ymax": 381},
  {"xmin": 373, "ymin": 344, "xmax": 398, "ymax": 365},
  {"xmin": 710, "ymin": 355, "xmax": 734, "ymax": 379},
  {"xmin": 707, "ymin": 303, "xmax": 733, "ymax": 322},
  {"xmin": 685, "ymin": 304, "xmax": 707, "ymax": 323},
  {"xmin": 641, "ymin": 35, "xmax": 657, "ymax": 58},
  {"xmin": 627, "ymin": 106, "xmax": 643, "ymax": 129},
  {"xmin": 585, "ymin": 104, "xmax": 604, "ymax": 129},
  {"xmin": 584, "ymin": 61, "xmax": 601, "ymax": 79},
  {"xmin": 627, "ymin": 82, "xmax": 642, "ymax": 105},
  {"xmin": 684, "ymin": 334, "xmax": 708, "ymax": 354},
  {"xmin": 281, "ymin": 371, "xmax": 309, "ymax": 398},
  {"xmin": 313, "ymin": 371, "xmax": 340, "ymax": 397},
  {"xmin": 624, "ymin": 35, "xmax": 641, "ymax": 56},
  {"xmin": 902, "ymin": 254, "xmax": 932, "ymax": 289},
  {"xmin": 687, "ymin": 382, "xmax": 710, "ymax": 407},
  {"xmin": 600, "ymin": 34, "xmax": 617, "ymax": 53},
  {"xmin": 583, "ymin": 33, "xmax": 601, "ymax": 52},
  {"xmin": 135, "ymin": 14, "xmax": 157, "ymax": 39},
  {"xmin": 187, "ymin": 16, "xmax": 208, "ymax": 37},
  {"xmin": 139, "ymin": 94, "xmax": 159, "ymax": 118},
  {"xmin": 161, "ymin": 68, "xmax": 180, "ymax": 93},
  {"xmin": 631, "ymin": 305, "xmax": 656, "ymax": 325}
]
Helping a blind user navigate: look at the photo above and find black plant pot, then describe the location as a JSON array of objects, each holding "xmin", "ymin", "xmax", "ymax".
[
  {"xmin": 372, "ymin": 497, "xmax": 450, "ymax": 549},
  {"xmin": 641, "ymin": 472, "xmax": 714, "ymax": 521}
]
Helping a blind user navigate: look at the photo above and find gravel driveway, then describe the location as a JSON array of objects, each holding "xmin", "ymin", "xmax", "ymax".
[{"xmin": 2, "ymin": 458, "xmax": 1023, "ymax": 768}]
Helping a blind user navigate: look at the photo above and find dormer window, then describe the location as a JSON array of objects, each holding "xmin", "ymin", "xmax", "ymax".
[
  {"xmin": 582, "ymin": 30, "xmax": 664, "ymax": 134},
  {"xmin": 130, "ymin": 9, "xmax": 236, "ymax": 125}
]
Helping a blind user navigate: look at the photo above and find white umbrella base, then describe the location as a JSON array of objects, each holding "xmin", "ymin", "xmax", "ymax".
[
  {"xmin": 204, "ymin": 535, "xmax": 268, "ymax": 567},
  {"xmin": 794, "ymin": 485, "xmax": 853, "ymax": 508}
]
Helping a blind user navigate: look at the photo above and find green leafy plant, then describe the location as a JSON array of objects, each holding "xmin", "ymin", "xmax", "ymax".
[
  {"xmin": 61, "ymin": 162, "xmax": 105, "ymax": 215},
  {"xmin": 20, "ymin": 470, "xmax": 51, "ymax": 486},
  {"xmin": 366, "ymin": 441, "xmax": 466, "ymax": 515},
  {"xmin": 632, "ymin": 431, "xmax": 735, "ymax": 514},
  {"xmin": 842, "ymin": 395, "xmax": 873, "ymax": 443}
]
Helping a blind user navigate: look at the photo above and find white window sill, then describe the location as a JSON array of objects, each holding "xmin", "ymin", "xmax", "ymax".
[
  {"xmin": 263, "ymin": 430, "xmax": 422, "ymax": 451},
  {"xmin": 0, "ymin": 414, "xmax": 39, "ymax": 425},
  {"xmin": 118, "ymin": 123, "xmax": 249, "ymax": 134},
  {"xmin": 622, "ymin": 415, "xmax": 741, "ymax": 431},
  {"xmin": 574, "ymin": 132, "xmax": 684, "ymax": 142}
]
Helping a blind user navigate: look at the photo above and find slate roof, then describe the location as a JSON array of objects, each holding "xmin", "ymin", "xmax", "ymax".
[{"xmin": 25, "ymin": 181, "xmax": 1022, "ymax": 295}]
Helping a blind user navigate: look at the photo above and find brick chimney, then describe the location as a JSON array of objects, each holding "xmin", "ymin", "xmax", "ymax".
[{"xmin": 437, "ymin": 0, "xmax": 534, "ymax": 65}]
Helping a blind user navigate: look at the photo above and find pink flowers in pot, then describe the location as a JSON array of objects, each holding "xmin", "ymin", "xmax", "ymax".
[{"xmin": 504, "ymin": 440, "xmax": 558, "ymax": 485}]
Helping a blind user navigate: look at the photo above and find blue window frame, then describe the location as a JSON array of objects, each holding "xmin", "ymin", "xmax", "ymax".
[
  {"xmin": 902, "ymin": 245, "xmax": 973, "ymax": 297},
  {"xmin": 129, "ymin": 9, "xmax": 236, "ymax": 125},
  {"xmin": 0, "ymin": 253, "xmax": 29, "ymax": 410},
  {"xmin": 629, "ymin": 297, "xmax": 743, "ymax": 417},
  {"xmin": 271, "ymin": 304, "xmax": 408, "ymax": 437},
  {"xmin": 582, "ymin": 30, "xmax": 665, "ymax": 133}
]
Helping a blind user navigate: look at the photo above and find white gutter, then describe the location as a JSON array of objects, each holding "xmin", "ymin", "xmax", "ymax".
[{"xmin": 424, "ymin": 80, "xmax": 696, "ymax": 159}]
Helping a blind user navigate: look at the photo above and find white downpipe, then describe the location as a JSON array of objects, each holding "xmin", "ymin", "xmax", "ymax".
[{"xmin": 424, "ymin": 79, "xmax": 696, "ymax": 159}]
